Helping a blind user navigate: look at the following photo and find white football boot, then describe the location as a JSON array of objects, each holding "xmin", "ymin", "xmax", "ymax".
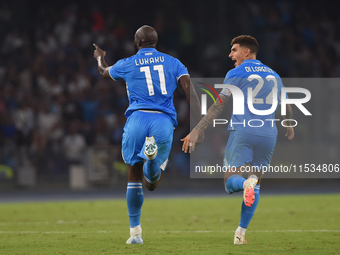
[
  {"xmin": 126, "ymin": 225, "xmax": 143, "ymax": 244},
  {"xmin": 144, "ymin": 136, "xmax": 158, "ymax": 160},
  {"xmin": 234, "ymin": 231, "xmax": 247, "ymax": 244}
]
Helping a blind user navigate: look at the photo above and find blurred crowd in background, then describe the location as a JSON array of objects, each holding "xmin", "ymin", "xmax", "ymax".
[{"xmin": 0, "ymin": 0, "xmax": 339, "ymax": 181}]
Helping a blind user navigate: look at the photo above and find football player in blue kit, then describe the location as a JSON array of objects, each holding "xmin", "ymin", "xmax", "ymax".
[
  {"xmin": 182, "ymin": 35, "xmax": 294, "ymax": 244},
  {"xmin": 94, "ymin": 25, "xmax": 201, "ymax": 244}
]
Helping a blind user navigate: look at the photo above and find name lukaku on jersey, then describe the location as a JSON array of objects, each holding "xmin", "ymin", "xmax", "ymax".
[{"xmin": 135, "ymin": 56, "xmax": 165, "ymax": 66}]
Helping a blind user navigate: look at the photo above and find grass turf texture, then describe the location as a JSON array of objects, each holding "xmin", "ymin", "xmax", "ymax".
[{"xmin": 0, "ymin": 194, "xmax": 339, "ymax": 254}]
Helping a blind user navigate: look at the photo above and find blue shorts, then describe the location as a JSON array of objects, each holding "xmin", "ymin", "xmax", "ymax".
[
  {"xmin": 122, "ymin": 110, "xmax": 174, "ymax": 170},
  {"xmin": 224, "ymin": 131, "xmax": 277, "ymax": 169}
]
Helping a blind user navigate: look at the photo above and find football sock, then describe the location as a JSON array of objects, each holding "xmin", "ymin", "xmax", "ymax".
[
  {"xmin": 126, "ymin": 182, "xmax": 144, "ymax": 228},
  {"xmin": 143, "ymin": 159, "xmax": 161, "ymax": 184},
  {"xmin": 236, "ymin": 226, "xmax": 246, "ymax": 235},
  {"xmin": 239, "ymin": 184, "xmax": 260, "ymax": 228},
  {"xmin": 225, "ymin": 175, "xmax": 246, "ymax": 194}
]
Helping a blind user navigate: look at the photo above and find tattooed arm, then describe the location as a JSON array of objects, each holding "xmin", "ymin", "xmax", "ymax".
[
  {"xmin": 181, "ymin": 95, "xmax": 230, "ymax": 153},
  {"xmin": 195, "ymin": 95, "xmax": 230, "ymax": 133}
]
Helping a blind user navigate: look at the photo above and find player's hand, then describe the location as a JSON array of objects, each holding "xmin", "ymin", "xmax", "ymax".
[
  {"xmin": 93, "ymin": 43, "xmax": 106, "ymax": 60},
  {"xmin": 285, "ymin": 127, "xmax": 294, "ymax": 140},
  {"xmin": 181, "ymin": 128, "xmax": 200, "ymax": 153}
]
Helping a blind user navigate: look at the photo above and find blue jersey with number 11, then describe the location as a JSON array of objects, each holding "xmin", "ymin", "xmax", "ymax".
[{"xmin": 109, "ymin": 48, "xmax": 188, "ymax": 127}]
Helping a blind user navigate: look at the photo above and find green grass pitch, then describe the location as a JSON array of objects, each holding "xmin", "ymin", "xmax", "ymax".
[{"xmin": 0, "ymin": 194, "xmax": 339, "ymax": 254}]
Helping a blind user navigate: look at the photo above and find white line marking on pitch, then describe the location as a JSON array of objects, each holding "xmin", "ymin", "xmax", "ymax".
[
  {"xmin": 0, "ymin": 220, "xmax": 120, "ymax": 226},
  {"xmin": 0, "ymin": 230, "xmax": 338, "ymax": 234},
  {"xmin": 0, "ymin": 231, "xmax": 111, "ymax": 234},
  {"xmin": 156, "ymin": 230, "xmax": 340, "ymax": 233}
]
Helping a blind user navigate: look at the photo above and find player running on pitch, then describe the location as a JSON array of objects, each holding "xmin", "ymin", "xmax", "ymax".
[
  {"xmin": 181, "ymin": 35, "xmax": 294, "ymax": 244},
  {"xmin": 94, "ymin": 25, "xmax": 201, "ymax": 244}
]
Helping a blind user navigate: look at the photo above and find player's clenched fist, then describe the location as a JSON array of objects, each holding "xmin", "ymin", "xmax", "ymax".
[{"xmin": 93, "ymin": 43, "xmax": 106, "ymax": 59}]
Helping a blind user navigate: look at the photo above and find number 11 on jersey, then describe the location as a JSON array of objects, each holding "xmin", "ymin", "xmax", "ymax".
[{"xmin": 140, "ymin": 65, "xmax": 167, "ymax": 96}]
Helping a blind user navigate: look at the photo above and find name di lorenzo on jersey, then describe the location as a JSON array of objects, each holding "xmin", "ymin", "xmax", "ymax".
[{"xmin": 244, "ymin": 66, "xmax": 274, "ymax": 73}]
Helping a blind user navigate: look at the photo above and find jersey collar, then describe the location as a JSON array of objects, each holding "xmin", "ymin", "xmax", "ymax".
[
  {"xmin": 137, "ymin": 48, "xmax": 158, "ymax": 54},
  {"xmin": 242, "ymin": 59, "xmax": 261, "ymax": 65}
]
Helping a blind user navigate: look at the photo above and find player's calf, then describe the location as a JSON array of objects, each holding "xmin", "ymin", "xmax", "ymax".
[{"xmin": 143, "ymin": 136, "xmax": 163, "ymax": 191}]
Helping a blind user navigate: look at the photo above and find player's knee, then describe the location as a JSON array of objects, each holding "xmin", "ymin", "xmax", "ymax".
[
  {"xmin": 145, "ymin": 182, "xmax": 158, "ymax": 191},
  {"xmin": 224, "ymin": 183, "xmax": 233, "ymax": 194},
  {"xmin": 146, "ymin": 185, "xmax": 156, "ymax": 192},
  {"xmin": 144, "ymin": 174, "xmax": 161, "ymax": 191},
  {"xmin": 144, "ymin": 171, "xmax": 161, "ymax": 185}
]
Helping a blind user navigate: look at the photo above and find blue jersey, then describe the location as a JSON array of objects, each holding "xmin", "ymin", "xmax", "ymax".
[
  {"xmin": 221, "ymin": 59, "xmax": 284, "ymax": 137},
  {"xmin": 109, "ymin": 48, "xmax": 188, "ymax": 127}
]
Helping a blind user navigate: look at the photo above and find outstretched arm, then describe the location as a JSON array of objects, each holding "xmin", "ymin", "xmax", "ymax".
[
  {"xmin": 181, "ymin": 94, "xmax": 230, "ymax": 153},
  {"xmin": 283, "ymin": 104, "xmax": 294, "ymax": 140},
  {"xmin": 93, "ymin": 43, "xmax": 111, "ymax": 79}
]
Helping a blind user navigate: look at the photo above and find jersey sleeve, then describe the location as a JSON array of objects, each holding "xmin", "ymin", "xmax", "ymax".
[
  {"xmin": 109, "ymin": 59, "xmax": 126, "ymax": 80},
  {"xmin": 220, "ymin": 70, "xmax": 238, "ymax": 98},
  {"xmin": 175, "ymin": 59, "xmax": 189, "ymax": 80}
]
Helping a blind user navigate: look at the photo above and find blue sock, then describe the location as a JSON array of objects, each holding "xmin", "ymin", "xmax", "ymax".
[
  {"xmin": 225, "ymin": 175, "xmax": 246, "ymax": 194},
  {"xmin": 126, "ymin": 182, "xmax": 144, "ymax": 228},
  {"xmin": 143, "ymin": 159, "xmax": 161, "ymax": 184},
  {"xmin": 239, "ymin": 184, "xmax": 260, "ymax": 228}
]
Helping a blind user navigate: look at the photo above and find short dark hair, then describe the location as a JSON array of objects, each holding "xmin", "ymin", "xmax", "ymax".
[{"xmin": 231, "ymin": 35, "xmax": 259, "ymax": 55}]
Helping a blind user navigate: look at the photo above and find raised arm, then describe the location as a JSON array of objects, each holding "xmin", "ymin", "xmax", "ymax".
[
  {"xmin": 93, "ymin": 43, "xmax": 111, "ymax": 79},
  {"xmin": 283, "ymin": 104, "xmax": 294, "ymax": 140},
  {"xmin": 181, "ymin": 93, "xmax": 230, "ymax": 153}
]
